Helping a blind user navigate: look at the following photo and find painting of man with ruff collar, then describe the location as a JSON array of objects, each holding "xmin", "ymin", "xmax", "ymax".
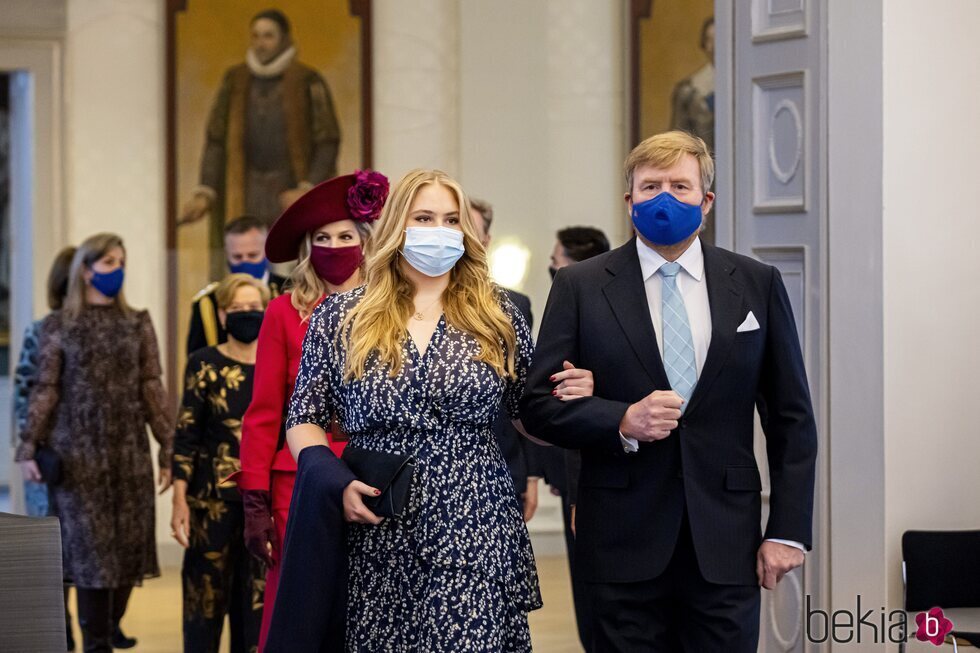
[
  {"xmin": 179, "ymin": 8, "xmax": 346, "ymax": 278},
  {"xmin": 171, "ymin": 0, "xmax": 368, "ymax": 376}
]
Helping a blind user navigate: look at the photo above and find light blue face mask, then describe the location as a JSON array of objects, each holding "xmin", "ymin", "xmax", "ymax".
[{"xmin": 402, "ymin": 226, "xmax": 465, "ymax": 277}]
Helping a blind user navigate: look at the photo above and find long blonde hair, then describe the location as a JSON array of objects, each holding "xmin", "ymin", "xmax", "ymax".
[
  {"xmin": 341, "ymin": 169, "xmax": 517, "ymax": 381},
  {"xmin": 287, "ymin": 222, "xmax": 373, "ymax": 320},
  {"xmin": 63, "ymin": 233, "xmax": 134, "ymax": 319}
]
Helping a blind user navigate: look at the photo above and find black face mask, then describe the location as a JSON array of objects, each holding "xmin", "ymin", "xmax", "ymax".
[
  {"xmin": 225, "ymin": 310, "xmax": 264, "ymax": 344},
  {"xmin": 548, "ymin": 267, "xmax": 558, "ymax": 281}
]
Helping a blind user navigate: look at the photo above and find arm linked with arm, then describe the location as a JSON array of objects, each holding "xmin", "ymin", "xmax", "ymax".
[{"xmin": 518, "ymin": 270, "xmax": 630, "ymax": 452}]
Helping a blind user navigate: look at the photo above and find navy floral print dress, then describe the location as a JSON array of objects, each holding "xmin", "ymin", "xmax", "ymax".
[{"xmin": 287, "ymin": 286, "xmax": 541, "ymax": 652}]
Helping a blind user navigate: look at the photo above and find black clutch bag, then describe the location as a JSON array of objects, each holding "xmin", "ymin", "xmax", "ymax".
[
  {"xmin": 341, "ymin": 446, "xmax": 417, "ymax": 519},
  {"xmin": 34, "ymin": 445, "xmax": 63, "ymax": 486}
]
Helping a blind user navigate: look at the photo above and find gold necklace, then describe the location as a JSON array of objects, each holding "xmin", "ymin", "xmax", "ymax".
[{"xmin": 413, "ymin": 296, "xmax": 442, "ymax": 321}]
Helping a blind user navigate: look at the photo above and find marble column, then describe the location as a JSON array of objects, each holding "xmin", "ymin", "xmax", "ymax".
[
  {"xmin": 544, "ymin": 0, "xmax": 628, "ymax": 244},
  {"xmin": 373, "ymin": 0, "xmax": 460, "ymax": 179}
]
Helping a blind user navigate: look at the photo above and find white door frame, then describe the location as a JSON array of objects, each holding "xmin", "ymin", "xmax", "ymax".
[{"xmin": 0, "ymin": 37, "xmax": 65, "ymax": 510}]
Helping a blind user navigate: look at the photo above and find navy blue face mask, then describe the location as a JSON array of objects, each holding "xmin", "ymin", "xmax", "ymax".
[
  {"xmin": 631, "ymin": 192, "xmax": 704, "ymax": 246},
  {"xmin": 90, "ymin": 267, "xmax": 124, "ymax": 298},
  {"xmin": 229, "ymin": 258, "xmax": 268, "ymax": 280}
]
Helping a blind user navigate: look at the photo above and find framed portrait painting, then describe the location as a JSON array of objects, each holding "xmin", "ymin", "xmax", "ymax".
[
  {"xmin": 165, "ymin": 0, "xmax": 372, "ymax": 395},
  {"xmin": 629, "ymin": 0, "xmax": 715, "ymax": 243}
]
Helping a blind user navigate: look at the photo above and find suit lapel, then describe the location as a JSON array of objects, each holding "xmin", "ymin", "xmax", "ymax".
[
  {"xmin": 684, "ymin": 244, "xmax": 743, "ymax": 416},
  {"xmin": 601, "ymin": 240, "xmax": 671, "ymax": 389}
]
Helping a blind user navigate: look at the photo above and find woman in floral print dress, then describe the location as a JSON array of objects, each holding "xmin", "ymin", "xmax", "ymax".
[
  {"xmin": 171, "ymin": 273, "xmax": 270, "ymax": 653},
  {"xmin": 281, "ymin": 169, "xmax": 594, "ymax": 652}
]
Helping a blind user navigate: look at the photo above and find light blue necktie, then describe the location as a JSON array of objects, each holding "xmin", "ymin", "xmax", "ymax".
[{"xmin": 660, "ymin": 262, "xmax": 698, "ymax": 410}]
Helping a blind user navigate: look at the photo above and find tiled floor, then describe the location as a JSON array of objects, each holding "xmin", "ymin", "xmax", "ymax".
[{"xmin": 69, "ymin": 555, "xmax": 583, "ymax": 652}]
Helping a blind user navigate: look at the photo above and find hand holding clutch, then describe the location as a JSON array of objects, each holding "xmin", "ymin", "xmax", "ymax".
[{"xmin": 341, "ymin": 447, "xmax": 417, "ymax": 520}]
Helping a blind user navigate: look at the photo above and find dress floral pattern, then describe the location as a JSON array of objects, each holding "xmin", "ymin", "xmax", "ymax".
[
  {"xmin": 287, "ymin": 286, "xmax": 541, "ymax": 652},
  {"xmin": 173, "ymin": 346, "xmax": 265, "ymax": 652},
  {"xmin": 15, "ymin": 306, "xmax": 173, "ymax": 588}
]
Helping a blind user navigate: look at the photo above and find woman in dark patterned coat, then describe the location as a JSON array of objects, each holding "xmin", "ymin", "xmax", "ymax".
[
  {"xmin": 170, "ymin": 273, "xmax": 270, "ymax": 653},
  {"xmin": 16, "ymin": 233, "xmax": 173, "ymax": 653}
]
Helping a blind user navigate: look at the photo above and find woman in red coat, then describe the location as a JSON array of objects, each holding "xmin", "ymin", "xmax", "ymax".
[{"xmin": 234, "ymin": 171, "xmax": 388, "ymax": 651}]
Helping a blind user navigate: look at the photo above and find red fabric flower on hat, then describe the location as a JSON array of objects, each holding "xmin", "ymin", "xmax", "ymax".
[{"xmin": 346, "ymin": 170, "xmax": 389, "ymax": 223}]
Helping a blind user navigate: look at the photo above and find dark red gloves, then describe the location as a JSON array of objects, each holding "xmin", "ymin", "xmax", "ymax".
[{"xmin": 242, "ymin": 489, "xmax": 278, "ymax": 566}]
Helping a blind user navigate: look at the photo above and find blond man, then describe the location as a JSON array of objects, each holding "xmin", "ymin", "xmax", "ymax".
[{"xmin": 521, "ymin": 131, "xmax": 817, "ymax": 652}]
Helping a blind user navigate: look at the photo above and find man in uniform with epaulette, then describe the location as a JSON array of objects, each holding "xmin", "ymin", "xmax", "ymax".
[{"xmin": 186, "ymin": 215, "xmax": 287, "ymax": 354}]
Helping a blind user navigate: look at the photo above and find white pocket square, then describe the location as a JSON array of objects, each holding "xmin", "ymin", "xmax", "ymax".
[{"xmin": 736, "ymin": 311, "xmax": 760, "ymax": 333}]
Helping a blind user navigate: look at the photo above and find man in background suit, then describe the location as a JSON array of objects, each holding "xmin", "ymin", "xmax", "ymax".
[
  {"xmin": 470, "ymin": 198, "xmax": 541, "ymax": 521},
  {"xmin": 546, "ymin": 225, "xmax": 610, "ymax": 652},
  {"xmin": 522, "ymin": 131, "xmax": 817, "ymax": 652},
  {"xmin": 186, "ymin": 216, "xmax": 286, "ymax": 355}
]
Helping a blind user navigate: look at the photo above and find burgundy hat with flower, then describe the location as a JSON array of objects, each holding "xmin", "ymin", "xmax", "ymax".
[{"xmin": 265, "ymin": 170, "xmax": 389, "ymax": 263}]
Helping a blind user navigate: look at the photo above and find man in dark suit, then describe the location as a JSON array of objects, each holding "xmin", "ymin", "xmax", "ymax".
[
  {"xmin": 522, "ymin": 131, "xmax": 817, "ymax": 652},
  {"xmin": 470, "ymin": 198, "xmax": 542, "ymax": 521},
  {"xmin": 547, "ymin": 225, "xmax": 610, "ymax": 652},
  {"xmin": 186, "ymin": 215, "xmax": 286, "ymax": 354}
]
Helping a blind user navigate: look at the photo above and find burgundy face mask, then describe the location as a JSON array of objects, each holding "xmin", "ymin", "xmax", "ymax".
[{"xmin": 310, "ymin": 244, "xmax": 364, "ymax": 286}]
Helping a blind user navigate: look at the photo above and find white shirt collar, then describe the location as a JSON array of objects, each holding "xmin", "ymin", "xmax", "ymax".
[{"xmin": 635, "ymin": 236, "xmax": 705, "ymax": 282}]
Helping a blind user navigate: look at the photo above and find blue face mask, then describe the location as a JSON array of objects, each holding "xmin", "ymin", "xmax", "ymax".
[
  {"xmin": 229, "ymin": 258, "xmax": 268, "ymax": 280},
  {"xmin": 90, "ymin": 267, "xmax": 124, "ymax": 298},
  {"xmin": 402, "ymin": 227, "xmax": 465, "ymax": 277},
  {"xmin": 631, "ymin": 192, "xmax": 704, "ymax": 246}
]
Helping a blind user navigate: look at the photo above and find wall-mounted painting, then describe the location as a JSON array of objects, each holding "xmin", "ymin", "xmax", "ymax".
[
  {"xmin": 165, "ymin": 0, "xmax": 372, "ymax": 394},
  {"xmin": 630, "ymin": 0, "xmax": 715, "ymax": 243}
]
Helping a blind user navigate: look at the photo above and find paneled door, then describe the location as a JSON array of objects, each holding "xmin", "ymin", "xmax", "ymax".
[{"xmin": 728, "ymin": 0, "xmax": 828, "ymax": 651}]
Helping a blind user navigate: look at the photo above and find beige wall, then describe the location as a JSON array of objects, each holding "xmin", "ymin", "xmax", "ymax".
[
  {"xmin": 458, "ymin": 0, "xmax": 627, "ymax": 331},
  {"xmin": 881, "ymin": 0, "xmax": 980, "ymax": 609}
]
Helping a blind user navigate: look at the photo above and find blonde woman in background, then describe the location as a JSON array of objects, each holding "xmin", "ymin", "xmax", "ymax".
[{"xmin": 16, "ymin": 233, "xmax": 173, "ymax": 653}]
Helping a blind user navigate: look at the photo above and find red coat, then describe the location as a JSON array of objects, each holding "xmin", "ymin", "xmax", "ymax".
[{"xmin": 239, "ymin": 293, "xmax": 345, "ymax": 492}]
